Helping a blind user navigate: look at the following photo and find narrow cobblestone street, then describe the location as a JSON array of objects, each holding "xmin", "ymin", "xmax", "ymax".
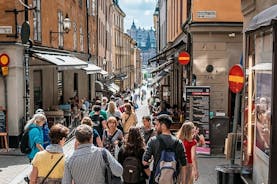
[{"xmin": 0, "ymin": 87, "xmax": 232, "ymax": 184}]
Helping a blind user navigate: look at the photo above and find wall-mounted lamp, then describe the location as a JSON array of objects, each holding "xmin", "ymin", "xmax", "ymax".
[
  {"xmin": 228, "ymin": 33, "xmax": 236, "ymax": 38},
  {"xmin": 50, "ymin": 14, "xmax": 71, "ymax": 44}
]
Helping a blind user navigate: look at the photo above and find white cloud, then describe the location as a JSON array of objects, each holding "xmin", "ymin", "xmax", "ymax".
[{"xmin": 144, "ymin": 10, "xmax": 152, "ymax": 16}]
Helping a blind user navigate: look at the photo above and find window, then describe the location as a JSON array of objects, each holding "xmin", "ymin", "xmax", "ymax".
[
  {"xmin": 33, "ymin": 0, "xmax": 41, "ymax": 41},
  {"xmin": 73, "ymin": 22, "xmax": 77, "ymax": 51},
  {"xmin": 74, "ymin": 73, "xmax": 78, "ymax": 93},
  {"xmin": 58, "ymin": 11, "xmax": 64, "ymax": 48},
  {"xmin": 80, "ymin": 27, "xmax": 84, "ymax": 52},
  {"xmin": 91, "ymin": 0, "xmax": 96, "ymax": 16},
  {"xmin": 254, "ymin": 31, "xmax": 272, "ymax": 157},
  {"xmin": 79, "ymin": 0, "xmax": 82, "ymax": 8},
  {"xmin": 57, "ymin": 71, "xmax": 64, "ymax": 104}
]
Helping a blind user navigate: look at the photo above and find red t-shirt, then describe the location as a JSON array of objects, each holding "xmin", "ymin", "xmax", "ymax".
[{"xmin": 183, "ymin": 139, "xmax": 197, "ymax": 163}]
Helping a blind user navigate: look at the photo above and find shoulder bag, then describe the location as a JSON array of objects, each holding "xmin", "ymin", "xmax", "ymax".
[{"xmin": 101, "ymin": 149, "xmax": 122, "ymax": 184}]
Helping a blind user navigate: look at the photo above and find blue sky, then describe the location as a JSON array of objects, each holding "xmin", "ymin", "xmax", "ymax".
[{"xmin": 118, "ymin": 0, "xmax": 157, "ymax": 32}]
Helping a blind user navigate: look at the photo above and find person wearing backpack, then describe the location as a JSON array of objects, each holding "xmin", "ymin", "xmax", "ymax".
[
  {"xmin": 118, "ymin": 127, "xmax": 150, "ymax": 184},
  {"xmin": 22, "ymin": 113, "xmax": 46, "ymax": 162},
  {"xmin": 142, "ymin": 114, "xmax": 187, "ymax": 184}
]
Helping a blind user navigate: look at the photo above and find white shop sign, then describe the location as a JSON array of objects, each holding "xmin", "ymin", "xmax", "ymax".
[
  {"xmin": 197, "ymin": 11, "xmax": 216, "ymax": 18},
  {"xmin": 0, "ymin": 26, "xmax": 12, "ymax": 34}
]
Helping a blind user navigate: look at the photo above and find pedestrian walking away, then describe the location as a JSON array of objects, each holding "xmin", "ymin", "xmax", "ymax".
[
  {"xmin": 28, "ymin": 123, "xmax": 69, "ymax": 184},
  {"xmin": 62, "ymin": 124, "xmax": 123, "ymax": 184},
  {"xmin": 142, "ymin": 114, "xmax": 187, "ymax": 184},
  {"xmin": 118, "ymin": 127, "xmax": 150, "ymax": 184}
]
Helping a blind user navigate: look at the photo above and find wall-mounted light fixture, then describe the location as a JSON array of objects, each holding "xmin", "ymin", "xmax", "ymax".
[{"xmin": 50, "ymin": 14, "xmax": 71, "ymax": 44}]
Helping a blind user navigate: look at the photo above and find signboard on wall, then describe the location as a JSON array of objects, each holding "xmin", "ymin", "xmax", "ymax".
[{"xmin": 185, "ymin": 86, "xmax": 210, "ymax": 154}]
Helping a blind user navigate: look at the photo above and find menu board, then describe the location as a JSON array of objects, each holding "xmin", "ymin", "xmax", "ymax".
[{"xmin": 185, "ymin": 86, "xmax": 210, "ymax": 154}]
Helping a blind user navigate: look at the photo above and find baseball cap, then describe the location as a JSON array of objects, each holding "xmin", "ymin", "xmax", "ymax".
[{"xmin": 35, "ymin": 108, "xmax": 45, "ymax": 114}]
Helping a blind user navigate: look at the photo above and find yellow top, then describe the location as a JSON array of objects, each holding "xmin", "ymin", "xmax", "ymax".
[{"xmin": 32, "ymin": 150, "xmax": 65, "ymax": 179}]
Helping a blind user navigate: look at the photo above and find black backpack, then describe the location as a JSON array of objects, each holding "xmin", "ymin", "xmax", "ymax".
[
  {"xmin": 122, "ymin": 156, "xmax": 143, "ymax": 183},
  {"xmin": 20, "ymin": 127, "xmax": 36, "ymax": 154}
]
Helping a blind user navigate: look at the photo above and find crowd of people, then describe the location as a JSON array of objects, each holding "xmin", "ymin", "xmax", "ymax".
[{"xmin": 23, "ymin": 89, "xmax": 203, "ymax": 184}]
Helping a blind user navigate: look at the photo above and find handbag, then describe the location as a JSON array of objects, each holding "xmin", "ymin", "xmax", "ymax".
[
  {"xmin": 101, "ymin": 149, "xmax": 122, "ymax": 184},
  {"xmin": 40, "ymin": 155, "xmax": 64, "ymax": 184}
]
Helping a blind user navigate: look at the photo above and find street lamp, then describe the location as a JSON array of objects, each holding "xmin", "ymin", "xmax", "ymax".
[{"xmin": 50, "ymin": 14, "xmax": 71, "ymax": 44}]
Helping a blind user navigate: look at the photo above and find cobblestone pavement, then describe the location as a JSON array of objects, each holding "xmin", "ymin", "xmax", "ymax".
[{"xmin": 0, "ymin": 86, "xmax": 233, "ymax": 184}]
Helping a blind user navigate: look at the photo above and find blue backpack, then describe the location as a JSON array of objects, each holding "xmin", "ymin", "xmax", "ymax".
[{"xmin": 154, "ymin": 137, "xmax": 179, "ymax": 184}]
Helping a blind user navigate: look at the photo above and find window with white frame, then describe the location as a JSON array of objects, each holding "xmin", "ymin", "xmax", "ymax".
[
  {"xmin": 58, "ymin": 11, "xmax": 64, "ymax": 47},
  {"xmin": 33, "ymin": 0, "xmax": 41, "ymax": 41}
]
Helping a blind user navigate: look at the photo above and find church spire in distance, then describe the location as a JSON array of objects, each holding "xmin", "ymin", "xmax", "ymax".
[{"xmin": 131, "ymin": 20, "xmax": 136, "ymax": 29}]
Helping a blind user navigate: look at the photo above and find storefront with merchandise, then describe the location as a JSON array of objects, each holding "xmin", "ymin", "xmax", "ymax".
[{"xmin": 241, "ymin": 4, "xmax": 277, "ymax": 184}]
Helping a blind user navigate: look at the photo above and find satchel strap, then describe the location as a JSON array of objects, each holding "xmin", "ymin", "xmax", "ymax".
[
  {"xmin": 101, "ymin": 149, "xmax": 109, "ymax": 166},
  {"xmin": 41, "ymin": 155, "xmax": 64, "ymax": 184}
]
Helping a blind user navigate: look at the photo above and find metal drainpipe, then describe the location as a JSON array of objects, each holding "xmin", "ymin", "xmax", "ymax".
[
  {"xmin": 96, "ymin": 0, "xmax": 99, "ymax": 68},
  {"xmin": 86, "ymin": 0, "xmax": 91, "ymax": 61},
  {"xmin": 24, "ymin": 0, "xmax": 30, "ymax": 122},
  {"xmin": 181, "ymin": 11, "xmax": 192, "ymax": 85}
]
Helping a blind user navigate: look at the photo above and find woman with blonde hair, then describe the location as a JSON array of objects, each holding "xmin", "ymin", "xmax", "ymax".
[
  {"xmin": 176, "ymin": 121, "xmax": 199, "ymax": 184},
  {"xmin": 121, "ymin": 103, "xmax": 138, "ymax": 134},
  {"xmin": 29, "ymin": 123, "xmax": 69, "ymax": 184},
  {"xmin": 24, "ymin": 113, "xmax": 47, "ymax": 162}
]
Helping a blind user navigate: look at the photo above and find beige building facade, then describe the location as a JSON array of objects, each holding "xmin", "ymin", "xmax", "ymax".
[{"xmin": 152, "ymin": 0, "xmax": 243, "ymax": 115}]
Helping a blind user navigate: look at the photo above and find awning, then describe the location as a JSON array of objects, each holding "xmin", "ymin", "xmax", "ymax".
[
  {"xmin": 106, "ymin": 83, "xmax": 120, "ymax": 94},
  {"xmin": 149, "ymin": 70, "xmax": 170, "ymax": 87},
  {"xmin": 251, "ymin": 63, "xmax": 272, "ymax": 71},
  {"xmin": 33, "ymin": 52, "xmax": 88, "ymax": 70},
  {"xmin": 82, "ymin": 63, "xmax": 102, "ymax": 74},
  {"xmin": 148, "ymin": 40, "xmax": 185, "ymax": 63},
  {"xmin": 246, "ymin": 4, "xmax": 277, "ymax": 32},
  {"xmin": 114, "ymin": 73, "xmax": 128, "ymax": 80},
  {"xmin": 150, "ymin": 59, "xmax": 174, "ymax": 74},
  {"xmin": 99, "ymin": 69, "xmax": 108, "ymax": 76}
]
